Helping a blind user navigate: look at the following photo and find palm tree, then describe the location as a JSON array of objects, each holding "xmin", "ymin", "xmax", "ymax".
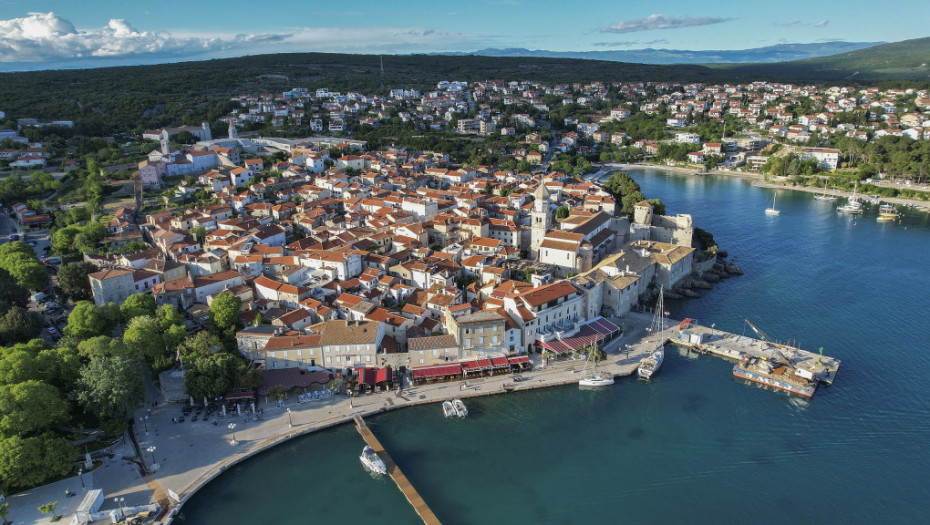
[{"xmin": 38, "ymin": 501, "xmax": 60, "ymax": 521}]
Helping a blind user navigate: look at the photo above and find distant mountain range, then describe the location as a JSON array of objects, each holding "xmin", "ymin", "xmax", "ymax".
[{"xmin": 435, "ymin": 42, "xmax": 883, "ymax": 65}]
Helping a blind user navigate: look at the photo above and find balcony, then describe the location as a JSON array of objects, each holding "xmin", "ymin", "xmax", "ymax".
[{"xmin": 536, "ymin": 317, "xmax": 583, "ymax": 343}]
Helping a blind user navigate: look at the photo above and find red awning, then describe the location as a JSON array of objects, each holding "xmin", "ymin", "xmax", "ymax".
[
  {"xmin": 375, "ymin": 367, "xmax": 392, "ymax": 383},
  {"xmin": 490, "ymin": 357, "xmax": 509, "ymax": 368},
  {"xmin": 461, "ymin": 359, "xmax": 492, "ymax": 371},
  {"xmin": 507, "ymin": 356, "xmax": 530, "ymax": 365},
  {"xmin": 224, "ymin": 392, "xmax": 255, "ymax": 400},
  {"xmin": 412, "ymin": 364, "xmax": 463, "ymax": 379},
  {"xmin": 360, "ymin": 368, "xmax": 378, "ymax": 386}
]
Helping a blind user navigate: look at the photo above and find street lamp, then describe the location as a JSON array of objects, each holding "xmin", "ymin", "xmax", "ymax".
[
  {"xmin": 146, "ymin": 446, "xmax": 156, "ymax": 466},
  {"xmin": 711, "ymin": 323, "xmax": 716, "ymax": 338},
  {"xmin": 228, "ymin": 423, "xmax": 237, "ymax": 445},
  {"xmin": 115, "ymin": 497, "xmax": 125, "ymax": 520},
  {"xmin": 78, "ymin": 467, "xmax": 84, "ymax": 489},
  {"xmin": 140, "ymin": 416, "xmax": 148, "ymax": 433},
  {"xmin": 286, "ymin": 408, "xmax": 292, "ymax": 428}
]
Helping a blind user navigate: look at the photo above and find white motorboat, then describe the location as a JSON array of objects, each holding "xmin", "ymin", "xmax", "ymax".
[
  {"xmin": 637, "ymin": 350, "xmax": 665, "ymax": 380},
  {"xmin": 452, "ymin": 399, "xmax": 468, "ymax": 417},
  {"xmin": 360, "ymin": 446, "xmax": 387, "ymax": 475},
  {"xmin": 877, "ymin": 204, "xmax": 898, "ymax": 221},
  {"xmin": 442, "ymin": 400, "xmax": 457, "ymax": 418},
  {"xmin": 638, "ymin": 286, "xmax": 666, "ymax": 380}
]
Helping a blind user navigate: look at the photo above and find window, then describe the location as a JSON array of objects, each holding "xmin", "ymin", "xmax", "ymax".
[
  {"xmin": 478, "ymin": 337, "xmax": 484, "ymax": 344},
  {"xmin": 479, "ymin": 326, "xmax": 484, "ymax": 334},
  {"xmin": 297, "ymin": 349, "xmax": 302, "ymax": 356},
  {"xmin": 465, "ymin": 328, "xmax": 470, "ymax": 334},
  {"xmin": 465, "ymin": 338, "xmax": 472, "ymax": 347},
  {"xmin": 419, "ymin": 358, "xmax": 424, "ymax": 364},
  {"xmin": 336, "ymin": 356, "xmax": 341, "ymax": 362},
  {"xmin": 366, "ymin": 356, "xmax": 371, "ymax": 362},
  {"xmin": 492, "ymin": 335, "xmax": 499, "ymax": 344}
]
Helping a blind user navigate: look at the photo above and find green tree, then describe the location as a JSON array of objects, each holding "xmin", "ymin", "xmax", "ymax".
[
  {"xmin": 209, "ymin": 293, "xmax": 241, "ymax": 349},
  {"xmin": 0, "ymin": 434, "xmax": 76, "ymax": 493},
  {"xmin": 647, "ymin": 198, "xmax": 666, "ymax": 216},
  {"xmin": 77, "ymin": 335, "xmax": 128, "ymax": 359},
  {"xmin": 120, "ymin": 294, "xmax": 157, "ymax": 322},
  {"xmin": 64, "ymin": 301, "xmax": 120, "ymax": 340},
  {"xmin": 50, "ymin": 226, "xmax": 82, "ymax": 257},
  {"xmin": 76, "ymin": 357, "xmax": 144, "ymax": 420},
  {"xmin": 55, "ymin": 262, "xmax": 98, "ymax": 302},
  {"xmin": 0, "ymin": 267, "xmax": 30, "ymax": 315},
  {"xmin": 0, "ymin": 307, "xmax": 44, "ymax": 346},
  {"xmin": 0, "ymin": 243, "xmax": 48, "ymax": 292},
  {"xmin": 1, "ymin": 501, "xmax": 10, "ymax": 525},
  {"xmin": 73, "ymin": 222, "xmax": 107, "ymax": 254},
  {"xmin": 0, "ymin": 380, "xmax": 69, "ymax": 436},
  {"xmin": 38, "ymin": 501, "xmax": 60, "ymax": 521},
  {"xmin": 555, "ymin": 205, "xmax": 570, "ymax": 219},
  {"xmin": 34, "ymin": 346, "xmax": 82, "ymax": 393},
  {"xmin": 190, "ymin": 225, "xmax": 207, "ymax": 244},
  {"xmin": 183, "ymin": 351, "xmax": 241, "ymax": 401},
  {"xmin": 119, "ymin": 240, "xmax": 148, "ymax": 254}
]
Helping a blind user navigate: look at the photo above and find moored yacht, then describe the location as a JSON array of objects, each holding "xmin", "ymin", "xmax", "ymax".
[
  {"xmin": 442, "ymin": 400, "xmax": 457, "ymax": 418},
  {"xmin": 452, "ymin": 399, "xmax": 468, "ymax": 417},
  {"xmin": 638, "ymin": 286, "xmax": 666, "ymax": 380},
  {"xmin": 360, "ymin": 446, "xmax": 387, "ymax": 475}
]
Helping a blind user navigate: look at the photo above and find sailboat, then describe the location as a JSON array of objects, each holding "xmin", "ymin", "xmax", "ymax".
[
  {"xmin": 765, "ymin": 193, "xmax": 780, "ymax": 216},
  {"xmin": 813, "ymin": 181, "xmax": 837, "ymax": 201},
  {"xmin": 579, "ymin": 340, "xmax": 614, "ymax": 388},
  {"xmin": 638, "ymin": 287, "xmax": 666, "ymax": 380},
  {"xmin": 837, "ymin": 184, "xmax": 862, "ymax": 214}
]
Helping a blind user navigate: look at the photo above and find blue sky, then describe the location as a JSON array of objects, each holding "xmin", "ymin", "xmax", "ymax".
[{"xmin": 0, "ymin": 0, "xmax": 926, "ymax": 70}]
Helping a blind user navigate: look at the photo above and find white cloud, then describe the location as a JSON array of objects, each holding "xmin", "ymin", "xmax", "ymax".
[
  {"xmin": 592, "ymin": 39, "xmax": 668, "ymax": 48},
  {"xmin": 816, "ymin": 20, "xmax": 829, "ymax": 27},
  {"xmin": 0, "ymin": 12, "xmax": 484, "ymax": 65},
  {"xmin": 777, "ymin": 18, "xmax": 802, "ymax": 27},
  {"xmin": 603, "ymin": 14, "xmax": 733, "ymax": 34}
]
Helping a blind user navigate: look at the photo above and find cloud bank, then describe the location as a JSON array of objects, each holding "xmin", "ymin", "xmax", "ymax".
[
  {"xmin": 0, "ymin": 12, "xmax": 482, "ymax": 66},
  {"xmin": 603, "ymin": 14, "xmax": 734, "ymax": 34}
]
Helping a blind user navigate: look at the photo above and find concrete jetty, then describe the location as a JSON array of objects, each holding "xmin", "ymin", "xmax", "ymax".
[
  {"xmin": 354, "ymin": 415, "xmax": 441, "ymax": 525},
  {"xmin": 668, "ymin": 318, "xmax": 842, "ymax": 389}
]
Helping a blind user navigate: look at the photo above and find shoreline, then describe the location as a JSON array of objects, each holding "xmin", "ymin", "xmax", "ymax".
[
  {"xmin": 609, "ymin": 162, "xmax": 930, "ymax": 211},
  {"xmin": 160, "ymin": 313, "xmax": 661, "ymax": 523}
]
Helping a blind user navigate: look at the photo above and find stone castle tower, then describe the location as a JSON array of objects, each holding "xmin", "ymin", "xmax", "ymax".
[
  {"xmin": 228, "ymin": 121, "xmax": 238, "ymax": 140},
  {"xmin": 530, "ymin": 179, "xmax": 551, "ymax": 260},
  {"xmin": 201, "ymin": 121, "xmax": 212, "ymax": 141}
]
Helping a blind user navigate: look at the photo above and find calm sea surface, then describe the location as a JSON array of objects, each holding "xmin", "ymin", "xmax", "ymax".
[{"xmin": 180, "ymin": 169, "xmax": 930, "ymax": 524}]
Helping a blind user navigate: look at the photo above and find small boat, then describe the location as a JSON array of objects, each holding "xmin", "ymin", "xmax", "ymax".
[
  {"xmin": 578, "ymin": 340, "xmax": 614, "ymax": 388},
  {"xmin": 502, "ymin": 383, "xmax": 515, "ymax": 392},
  {"xmin": 579, "ymin": 373, "xmax": 615, "ymax": 388},
  {"xmin": 452, "ymin": 399, "xmax": 468, "ymax": 417},
  {"xmin": 877, "ymin": 204, "xmax": 898, "ymax": 222},
  {"xmin": 837, "ymin": 184, "xmax": 862, "ymax": 214},
  {"xmin": 639, "ymin": 286, "xmax": 666, "ymax": 380},
  {"xmin": 442, "ymin": 401, "xmax": 457, "ymax": 418},
  {"xmin": 360, "ymin": 446, "xmax": 387, "ymax": 475},
  {"xmin": 765, "ymin": 193, "xmax": 780, "ymax": 215},
  {"xmin": 813, "ymin": 182, "xmax": 837, "ymax": 201}
]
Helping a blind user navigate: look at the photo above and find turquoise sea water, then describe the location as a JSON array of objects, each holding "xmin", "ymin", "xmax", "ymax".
[{"xmin": 179, "ymin": 169, "xmax": 930, "ymax": 524}]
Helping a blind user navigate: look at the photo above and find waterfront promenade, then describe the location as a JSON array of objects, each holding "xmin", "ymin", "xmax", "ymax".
[{"xmin": 5, "ymin": 314, "xmax": 660, "ymax": 524}]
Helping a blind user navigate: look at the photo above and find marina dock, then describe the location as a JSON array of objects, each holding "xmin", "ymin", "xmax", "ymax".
[
  {"xmin": 354, "ymin": 415, "xmax": 441, "ymax": 525},
  {"xmin": 668, "ymin": 320, "xmax": 841, "ymax": 390}
]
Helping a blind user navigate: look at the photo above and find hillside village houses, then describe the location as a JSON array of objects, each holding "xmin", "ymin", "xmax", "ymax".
[{"xmin": 70, "ymin": 77, "xmax": 930, "ymax": 398}]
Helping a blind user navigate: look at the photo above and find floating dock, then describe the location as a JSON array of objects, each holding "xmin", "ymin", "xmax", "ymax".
[
  {"xmin": 354, "ymin": 416, "xmax": 441, "ymax": 525},
  {"xmin": 669, "ymin": 321, "xmax": 841, "ymax": 394}
]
